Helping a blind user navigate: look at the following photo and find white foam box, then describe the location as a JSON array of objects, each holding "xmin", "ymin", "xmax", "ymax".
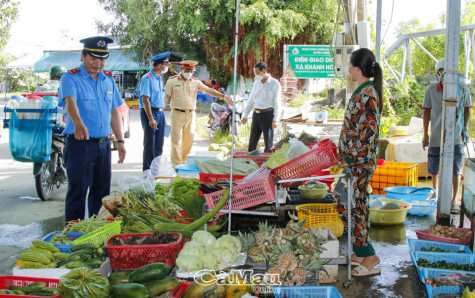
[
  {"xmin": 314, "ymin": 229, "xmax": 339, "ymax": 284},
  {"xmin": 187, "ymin": 151, "xmax": 224, "ymax": 164},
  {"xmin": 12, "ymin": 258, "xmax": 111, "ymax": 279}
]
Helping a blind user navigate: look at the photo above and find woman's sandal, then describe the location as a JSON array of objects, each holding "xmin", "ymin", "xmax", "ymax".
[{"xmin": 352, "ymin": 264, "xmax": 381, "ymax": 277}]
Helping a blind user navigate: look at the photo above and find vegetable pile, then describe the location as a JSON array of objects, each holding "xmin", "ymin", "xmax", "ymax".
[
  {"xmin": 430, "ymin": 225, "xmax": 473, "ymax": 240},
  {"xmin": 0, "ymin": 282, "xmax": 59, "ymax": 296},
  {"xmin": 195, "ymin": 159, "xmax": 259, "ymax": 175},
  {"xmin": 425, "ymin": 273, "xmax": 464, "ymax": 287},
  {"xmin": 108, "ymin": 231, "xmax": 179, "ymax": 246},
  {"xmin": 421, "ymin": 247, "xmax": 467, "ymax": 253},
  {"xmin": 175, "ymin": 231, "xmax": 242, "ymax": 271},
  {"xmin": 417, "ymin": 258, "xmax": 475, "ymax": 271}
]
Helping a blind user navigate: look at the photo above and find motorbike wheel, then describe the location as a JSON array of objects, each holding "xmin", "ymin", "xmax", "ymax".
[
  {"xmin": 34, "ymin": 161, "xmax": 54, "ymax": 201},
  {"xmin": 208, "ymin": 117, "xmax": 218, "ymax": 140}
]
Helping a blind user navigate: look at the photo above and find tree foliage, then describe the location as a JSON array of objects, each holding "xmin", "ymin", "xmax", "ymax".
[
  {"xmin": 96, "ymin": 0, "xmax": 338, "ymax": 85},
  {"xmin": 0, "ymin": 0, "xmax": 19, "ymax": 50}
]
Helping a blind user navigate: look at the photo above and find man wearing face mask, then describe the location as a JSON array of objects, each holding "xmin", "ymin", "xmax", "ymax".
[
  {"xmin": 138, "ymin": 51, "xmax": 170, "ymax": 171},
  {"xmin": 165, "ymin": 60, "xmax": 232, "ymax": 166},
  {"xmin": 241, "ymin": 62, "xmax": 282, "ymax": 153},
  {"xmin": 422, "ymin": 57, "xmax": 472, "ymax": 214}
]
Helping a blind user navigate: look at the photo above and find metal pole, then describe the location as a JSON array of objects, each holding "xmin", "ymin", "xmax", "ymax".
[
  {"xmin": 411, "ymin": 38, "xmax": 438, "ymax": 63},
  {"xmin": 407, "ymin": 39, "xmax": 413, "ymax": 77},
  {"xmin": 401, "ymin": 40, "xmax": 407, "ymax": 81},
  {"xmin": 375, "ymin": 0, "xmax": 382, "ymax": 62},
  {"xmin": 437, "ymin": 0, "xmax": 461, "ymax": 225},
  {"xmin": 228, "ymin": 0, "xmax": 240, "ymax": 234},
  {"xmin": 464, "ymin": 31, "xmax": 470, "ymax": 79},
  {"xmin": 470, "ymin": 30, "xmax": 475, "ymax": 82}
]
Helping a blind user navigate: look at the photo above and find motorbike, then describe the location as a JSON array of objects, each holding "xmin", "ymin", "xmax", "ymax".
[
  {"xmin": 207, "ymin": 90, "xmax": 249, "ymax": 139},
  {"xmin": 4, "ymin": 105, "xmax": 68, "ymax": 201},
  {"xmin": 33, "ymin": 129, "xmax": 67, "ymax": 201}
]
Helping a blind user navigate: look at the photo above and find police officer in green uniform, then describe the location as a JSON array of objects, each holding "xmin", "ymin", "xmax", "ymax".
[{"xmin": 58, "ymin": 36, "xmax": 126, "ymax": 221}]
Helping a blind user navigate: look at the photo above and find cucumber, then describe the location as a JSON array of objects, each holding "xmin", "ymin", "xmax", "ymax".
[
  {"xmin": 71, "ymin": 243, "xmax": 99, "ymax": 252},
  {"xmin": 128, "ymin": 262, "xmax": 172, "ymax": 284},
  {"xmin": 110, "ymin": 283, "xmax": 149, "ymax": 298},
  {"xmin": 143, "ymin": 277, "xmax": 181, "ymax": 296},
  {"xmin": 109, "ymin": 271, "xmax": 131, "ymax": 286}
]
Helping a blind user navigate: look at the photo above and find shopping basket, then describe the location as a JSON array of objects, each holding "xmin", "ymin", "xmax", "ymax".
[
  {"xmin": 272, "ymin": 139, "xmax": 338, "ymax": 187},
  {"xmin": 71, "ymin": 221, "xmax": 122, "ymax": 246},
  {"xmin": 105, "ymin": 233, "xmax": 183, "ymax": 269}
]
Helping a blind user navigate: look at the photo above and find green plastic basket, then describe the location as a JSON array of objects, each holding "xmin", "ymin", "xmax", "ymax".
[
  {"xmin": 298, "ymin": 185, "xmax": 329, "ymax": 200},
  {"xmin": 71, "ymin": 221, "xmax": 122, "ymax": 246}
]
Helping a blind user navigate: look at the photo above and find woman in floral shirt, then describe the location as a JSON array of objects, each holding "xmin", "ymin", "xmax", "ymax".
[{"xmin": 335, "ymin": 48, "xmax": 383, "ymax": 277}]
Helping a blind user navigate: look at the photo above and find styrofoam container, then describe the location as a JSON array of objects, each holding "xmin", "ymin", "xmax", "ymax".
[
  {"xmin": 187, "ymin": 151, "xmax": 224, "ymax": 164},
  {"xmin": 12, "ymin": 258, "xmax": 111, "ymax": 279}
]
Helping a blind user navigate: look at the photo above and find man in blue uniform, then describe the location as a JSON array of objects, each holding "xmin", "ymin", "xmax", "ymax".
[
  {"xmin": 139, "ymin": 51, "xmax": 170, "ymax": 171},
  {"xmin": 58, "ymin": 36, "xmax": 126, "ymax": 221}
]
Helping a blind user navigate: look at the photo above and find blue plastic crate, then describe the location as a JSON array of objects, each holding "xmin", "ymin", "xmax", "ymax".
[
  {"xmin": 42, "ymin": 231, "xmax": 84, "ymax": 253},
  {"xmin": 406, "ymin": 201, "xmax": 437, "ymax": 216},
  {"xmin": 411, "ymin": 251, "xmax": 475, "ymax": 283},
  {"xmin": 423, "ymin": 268, "xmax": 463, "ymax": 298},
  {"xmin": 408, "ymin": 239, "xmax": 472, "ymax": 254},
  {"xmin": 273, "ymin": 286, "xmax": 342, "ymax": 298}
]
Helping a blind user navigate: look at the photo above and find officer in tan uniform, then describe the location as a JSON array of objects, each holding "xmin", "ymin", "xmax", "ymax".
[{"xmin": 165, "ymin": 60, "xmax": 232, "ymax": 166}]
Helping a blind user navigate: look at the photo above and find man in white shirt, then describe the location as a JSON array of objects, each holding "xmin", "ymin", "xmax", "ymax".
[{"xmin": 241, "ymin": 62, "xmax": 282, "ymax": 153}]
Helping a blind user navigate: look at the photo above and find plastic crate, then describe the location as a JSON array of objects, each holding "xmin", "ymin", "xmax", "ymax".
[
  {"xmin": 105, "ymin": 233, "xmax": 183, "ymax": 270},
  {"xmin": 204, "ymin": 175, "xmax": 275, "ymax": 214},
  {"xmin": 272, "ymin": 139, "xmax": 338, "ymax": 187},
  {"xmin": 408, "ymin": 238, "xmax": 472, "ymax": 254},
  {"xmin": 64, "ymin": 218, "xmax": 117, "ymax": 233},
  {"xmin": 411, "ymin": 251, "xmax": 475, "ymax": 283},
  {"xmin": 295, "ymin": 203, "xmax": 344, "ymax": 237},
  {"xmin": 0, "ymin": 276, "xmax": 60, "ymax": 298},
  {"xmin": 199, "ymin": 172, "xmax": 246, "ymax": 184},
  {"xmin": 415, "ymin": 228, "xmax": 472, "ymax": 245},
  {"xmin": 71, "ymin": 221, "xmax": 122, "ymax": 246},
  {"xmin": 41, "ymin": 231, "xmax": 84, "ymax": 253},
  {"xmin": 423, "ymin": 268, "xmax": 463, "ymax": 298},
  {"xmin": 370, "ymin": 161, "xmax": 418, "ymax": 195},
  {"xmin": 234, "ymin": 151, "xmax": 271, "ymax": 167},
  {"xmin": 273, "ymin": 286, "xmax": 342, "ymax": 298}
]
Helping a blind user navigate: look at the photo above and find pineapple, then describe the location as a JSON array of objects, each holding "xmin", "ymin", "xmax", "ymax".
[
  {"xmin": 265, "ymin": 267, "xmax": 283, "ymax": 284},
  {"xmin": 285, "ymin": 212, "xmax": 306, "ymax": 235},
  {"xmin": 288, "ymin": 267, "xmax": 307, "ymax": 286},
  {"xmin": 296, "ymin": 231, "xmax": 316, "ymax": 251},
  {"xmin": 255, "ymin": 221, "xmax": 275, "ymax": 252},
  {"xmin": 273, "ymin": 242, "xmax": 298, "ymax": 273},
  {"xmin": 248, "ymin": 246, "xmax": 265, "ymax": 264}
]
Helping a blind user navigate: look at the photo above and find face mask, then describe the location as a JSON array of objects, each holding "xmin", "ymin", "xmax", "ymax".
[
  {"xmin": 255, "ymin": 74, "xmax": 263, "ymax": 82},
  {"xmin": 162, "ymin": 66, "xmax": 169, "ymax": 73},
  {"xmin": 183, "ymin": 72, "xmax": 192, "ymax": 80}
]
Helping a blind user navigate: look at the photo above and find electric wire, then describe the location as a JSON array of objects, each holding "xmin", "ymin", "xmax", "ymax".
[{"xmin": 381, "ymin": 0, "xmax": 395, "ymax": 45}]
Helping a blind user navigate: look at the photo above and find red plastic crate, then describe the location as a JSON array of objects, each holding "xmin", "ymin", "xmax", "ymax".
[
  {"xmin": 271, "ymin": 139, "xmax": 338, "ymax": 186},
  {"xmin": 415, "ymin": 229, "xmax": 472, "ymax": 245},
  {"xmin": 0, "ymin": 276, "xmax": 60, "ymax": 298},
  {"xmin": 204, "ymin": 175, "xmax": 275, "ymax": 215},
  {"xmin": 105, "ymin": 233, "xmax": 183, "ymax": 270},
  {"xmin": 233, "ymin": 152, "xmax": 271, "ymax": 167},
  {"xmin": 199, "ymin": 172, "xmax": 246, "ymax": 184}
]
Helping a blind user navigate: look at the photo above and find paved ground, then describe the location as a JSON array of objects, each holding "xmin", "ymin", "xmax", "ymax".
[{"xmin": 0, "ymin": 98, "xmax": 471, "ymax": 297}]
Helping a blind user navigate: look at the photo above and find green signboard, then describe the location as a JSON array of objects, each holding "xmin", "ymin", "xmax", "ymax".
[{"xmin": 288, "ymin": 45, "xmax": 335, "ymax": 78}]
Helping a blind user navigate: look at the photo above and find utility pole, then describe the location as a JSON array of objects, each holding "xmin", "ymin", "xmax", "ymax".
[{"xmin": 437, "ymin": 0, "xmax": 461, "ymax": 225}]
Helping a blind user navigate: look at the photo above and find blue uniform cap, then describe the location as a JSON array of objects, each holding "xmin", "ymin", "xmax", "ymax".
[
  {"xmin": 151, "ymin": 51, "xmax": 171, "ymax": 63},
  {"xmin": 79, "ymin": 36, "xmax": 114, "ymax": 59}
]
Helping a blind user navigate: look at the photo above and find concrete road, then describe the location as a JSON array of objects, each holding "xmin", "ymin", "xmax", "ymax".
[{"xmin": 0, "ymin": 105, "xmax": 212, "ymax": 274}]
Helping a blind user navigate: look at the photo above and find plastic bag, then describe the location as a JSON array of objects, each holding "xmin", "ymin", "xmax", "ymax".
[
  {"xmin": 117, "ymin": 169, "xmax": 155, "ymax": 194},
  {"xmin": 150, "ymin": 155, "xmax": 176, "ymax": 178},
  {"xmin": 59, "ymin": 267, "xmax": 110, "ymax": 298},
  {"xmin": 9, "ymin": 110, "xmax": 52, "ymax": 162},
  {"xmin": 287, "ymin": 138, "xmax": 310, "ymax": 160}
]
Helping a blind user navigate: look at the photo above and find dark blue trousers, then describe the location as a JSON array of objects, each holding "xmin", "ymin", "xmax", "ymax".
[
  {"xmin": 140, "ymin": 109, "xmax": 165, "ymax": 171},
  {"xmin": 63, "ymin": 137, "xmax": 111, "ymax": 221}
]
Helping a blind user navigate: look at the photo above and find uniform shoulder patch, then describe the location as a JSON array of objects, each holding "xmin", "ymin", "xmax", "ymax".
[
  {"xmin": 147, "ymin": 73, "xmax": 153, "ymax": 78},
  {"xmin": 68, "ymin": 68, "xmax": 80, "ymax": 74},
  {"xmin": 103, "ymin": 70, "xmax": 113, "ymax": 76}
]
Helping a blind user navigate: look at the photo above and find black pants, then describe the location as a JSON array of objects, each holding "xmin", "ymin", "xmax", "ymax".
[{"xmin": 248, "ymin": 110, "xmax": 274, "ymax": 153}]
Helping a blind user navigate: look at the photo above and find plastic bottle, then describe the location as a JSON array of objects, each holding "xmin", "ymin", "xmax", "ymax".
[
  {"xmin": 23, "ymin": 95, "xmax": 42, "ymax": 119},
  {"xmin": 42, "ymin": 96, "xmax": 58, "ymax": 121},
  {"xmin": 6, "ymin": 95, "xmax": 21, "ymax": 119}
]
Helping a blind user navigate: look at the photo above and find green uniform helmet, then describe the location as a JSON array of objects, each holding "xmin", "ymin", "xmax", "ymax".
[{"xmin": 50, "ymin": 65, "xmax": 67, "ymax": 80}]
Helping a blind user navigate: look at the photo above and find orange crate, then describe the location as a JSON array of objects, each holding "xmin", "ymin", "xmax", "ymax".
[
  {"xmin": 233, "ymin": 152, "xmax": 271, "ymax": 167},
  {"xmin": 370, "ymin": 161, "xmax": 418, "ymax": 195},
  {"xmin": 105, "ymin": 233, "xmax": 183, "ymax": 270},
  {"xmin": 204, "ymin": 175, "xmax": 275, "ymax": 214},
  {"xmin": 272, "ymin": 139, "xmax": 338, "ymax": 186},
  {"xmin": 295, "ymin": 203, "xmax": 344, "ymax": 237}
]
